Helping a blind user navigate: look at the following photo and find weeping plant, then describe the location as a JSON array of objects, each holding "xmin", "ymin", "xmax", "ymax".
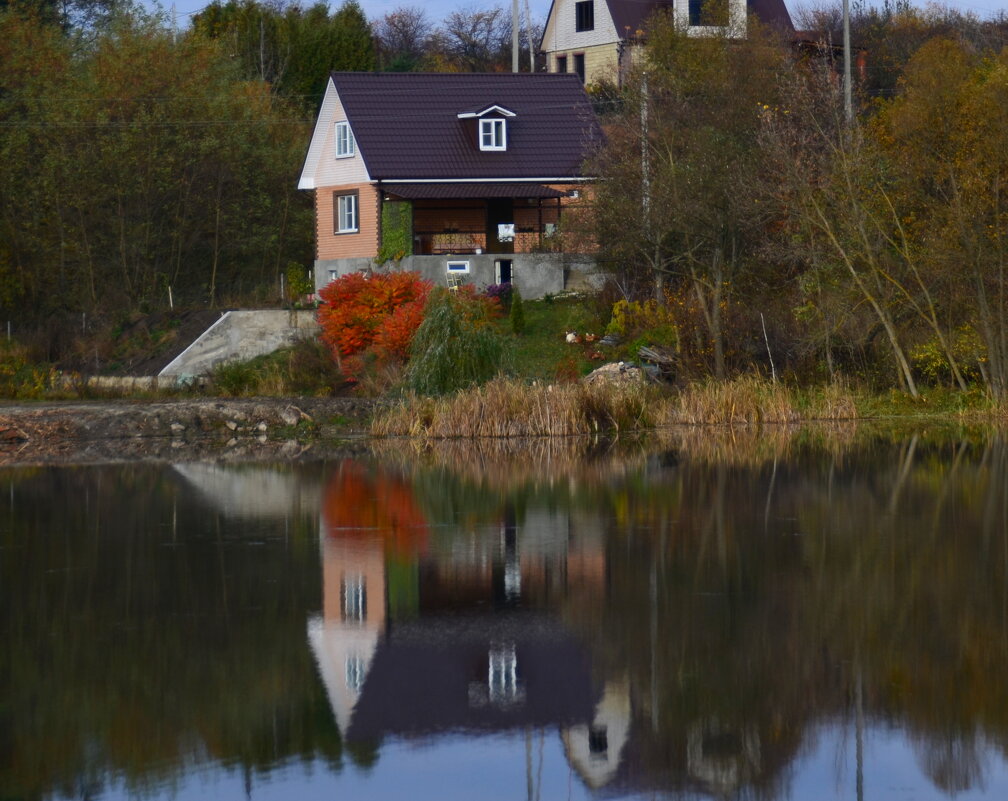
[{"xmin": 404, "ymin": 289, "xmax": 509, "ymax": 396}]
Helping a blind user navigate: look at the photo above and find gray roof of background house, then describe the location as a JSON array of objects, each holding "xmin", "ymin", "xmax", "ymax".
[{"xmin": 330, "ymin": 72, "xmax": 603, "ymax": 181}]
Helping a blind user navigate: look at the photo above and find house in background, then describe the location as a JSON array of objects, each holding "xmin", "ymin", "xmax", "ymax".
[
  {"xmin": 298, "ymin": 72, "xmax": 604, "ymax": 298},
  {"xmin": 540, "ymin": 0, "xmax": 794, "ymax": 87}
]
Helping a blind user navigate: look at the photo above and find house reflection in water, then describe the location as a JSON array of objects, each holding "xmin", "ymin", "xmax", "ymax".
[{"xmin": 306, "ymin": 463, "xmax": 630, "ymax": 789}]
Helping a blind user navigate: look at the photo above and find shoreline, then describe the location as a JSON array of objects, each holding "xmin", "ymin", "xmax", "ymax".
[
  {"xmin": 0, "ymin": 393, "xmax": 999, "ymax": 468},
  {"xmin": 0, "ymin": 398, "xmax": 376, "ymax": 466}
]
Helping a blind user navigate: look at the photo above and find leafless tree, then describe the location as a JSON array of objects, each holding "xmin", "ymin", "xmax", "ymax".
[{"xmin": 373, "ymin": 6, "xmax": 432, "ymax": 70}]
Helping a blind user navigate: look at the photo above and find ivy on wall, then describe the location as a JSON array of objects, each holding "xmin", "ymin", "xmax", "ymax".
[{"xmin": 377, "ymin": 201, "xmax": 413, "ymax": 263}]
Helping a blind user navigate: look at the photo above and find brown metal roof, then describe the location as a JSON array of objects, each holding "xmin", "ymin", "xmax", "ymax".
[
  {"xmin": 382, "ymin": 182, "xmax": 567, "ymax": 200},
  {"xmin": 330, "ymin": 72, "xmax": 603, "ymax": 181}
]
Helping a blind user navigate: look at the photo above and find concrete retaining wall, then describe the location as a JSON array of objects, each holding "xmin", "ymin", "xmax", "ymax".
[
  {"xmin": 159, "ymin": 310, "xmax": 320, "ymax": 380},
  {"xmin": 313, "ymin": 253, "xmax": 602, "ymax": 298}
]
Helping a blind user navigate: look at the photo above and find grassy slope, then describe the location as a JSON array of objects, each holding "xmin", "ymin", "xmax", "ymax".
[{"xmin": 493, "ymin": 295, "xmax": 610, "ymax": 381}]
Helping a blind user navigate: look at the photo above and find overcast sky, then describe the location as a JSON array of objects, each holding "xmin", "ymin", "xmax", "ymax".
[{"xmin": 161, "ymin": 0, "xmax": 1007, "ymax": 35}]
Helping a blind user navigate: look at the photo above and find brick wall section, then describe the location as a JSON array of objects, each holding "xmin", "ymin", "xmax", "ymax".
[{"xmin": 316, "ymin": 182, "xmax": 380, "ymax": 260}]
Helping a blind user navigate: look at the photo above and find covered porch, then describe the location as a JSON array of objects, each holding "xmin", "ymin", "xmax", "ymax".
[{"xmin": 381, "ymin": 182, "xmax": 568, "ymax": 259}]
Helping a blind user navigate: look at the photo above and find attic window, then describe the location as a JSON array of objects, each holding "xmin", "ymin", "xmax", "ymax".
[
  {"xmin": 575, "ymin": 0, "xmax": 594, "ymax": 31},
  {"xmin": 480, "ymin": 118, "xmax": 506, "ymax": 151},
  {"xmin": 335, "ymin": 121, "xmax": 355, "ymax": 158}
]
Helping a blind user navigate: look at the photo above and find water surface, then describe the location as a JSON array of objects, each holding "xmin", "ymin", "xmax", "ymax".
[{"xmin": 4, "ymin": 429, "xmax": 1008, "ymax": 799}]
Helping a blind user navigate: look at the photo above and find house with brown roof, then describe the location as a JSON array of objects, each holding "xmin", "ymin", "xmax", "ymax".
[
  {"xmin": 540, "ymin": 0, "xmax": 794, "ymax": 86},
  {"xmin": 298, "ymin": 72, "xmax": 604, "ymax": 297}
]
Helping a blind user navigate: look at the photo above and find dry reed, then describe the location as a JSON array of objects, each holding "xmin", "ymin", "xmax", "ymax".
[
  {"xmin": 668, "ymin": 376, "xmax": 801, "ymax": 425},
  {"xmin": 803, "ymin": 381, "xmax": 859, "ymax": 420},
  {"xmin": 372, "ymin": 377, "xmax": 658, "ymax": 438}
]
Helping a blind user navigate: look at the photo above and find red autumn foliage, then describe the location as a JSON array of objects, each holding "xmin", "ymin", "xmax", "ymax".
[{"xmin": 316, "ymin": 271, "xmax": 433, "ymax": 361}]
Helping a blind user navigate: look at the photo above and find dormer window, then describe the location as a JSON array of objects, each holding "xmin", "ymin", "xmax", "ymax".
[
  {"xmin": 480, "ymin": 118, "xmax": 506, "ymax": 151},
  {"xmin": 335, "ymin": 121, "xmax": 355, "ymax": 158},
  {"xmin": 458, "ymin": 104, "xmax": 516, "ymax": 152}
]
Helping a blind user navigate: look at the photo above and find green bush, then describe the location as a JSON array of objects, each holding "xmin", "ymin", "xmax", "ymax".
[
  {"xmin": 0, "ymin": 341, "xmax": 54, "ymax": 399},
  {"xmin": 405, "ymin": 290, "xmax": 509, "ymax": 396},
  {"xmin": 210, "ymin": 338, "xmax": 346, "ymax": 396}
]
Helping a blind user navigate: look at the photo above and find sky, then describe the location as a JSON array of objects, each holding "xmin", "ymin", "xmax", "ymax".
[{"xmin": 159, "ymin": 0, "xmax": 1007, "ymax": 33}]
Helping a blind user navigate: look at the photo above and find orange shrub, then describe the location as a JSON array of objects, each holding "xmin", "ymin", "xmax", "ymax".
[{"xmin": 316, "ymin": 271, "xmax": 433, "ymax": 360}]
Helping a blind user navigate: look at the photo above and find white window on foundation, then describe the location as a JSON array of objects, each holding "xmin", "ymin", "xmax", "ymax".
[
  {"xmin": 446, "ymin": 260, "xmax": 470, "ymax": 273},
  {"xmin": 335, "ymin": 121, "xmax": 355, "ymax": 157}
]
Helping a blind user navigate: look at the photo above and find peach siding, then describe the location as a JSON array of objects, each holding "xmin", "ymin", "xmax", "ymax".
[{"xmin": 316, "ymin": 183, "xmax": 380, "ymax": 260}]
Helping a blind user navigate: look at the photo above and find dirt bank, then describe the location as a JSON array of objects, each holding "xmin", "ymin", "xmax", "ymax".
[{"xmin": 0, "ymin": 397, "xmax": 378, "ymax": 466}]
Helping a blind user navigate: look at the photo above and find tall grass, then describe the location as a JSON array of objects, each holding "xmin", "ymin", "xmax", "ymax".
[
  {"xmin": 373, "ymin": 377, "xmax": 658, "ymax": 437},
  {"xmin": 666, "ymin": 376, "xmax": 861, "ymax": 426},
  {"xmin": 669, "ymin": 376, "xmax": 801, "ymax": 425},
  {"xmin": 374, "ymin": 375, "xmax": 865, "ymax": 439}
]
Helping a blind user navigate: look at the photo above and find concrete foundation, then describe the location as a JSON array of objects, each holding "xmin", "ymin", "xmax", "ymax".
[
  {"xmin": 159, "ymin": 310, "xmax": 319, "ymax": 380},
  {"xmin": 313, "ymin": 253, "xmax": 601, "ymax": 298}
]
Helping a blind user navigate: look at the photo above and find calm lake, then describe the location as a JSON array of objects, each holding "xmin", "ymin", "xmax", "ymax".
[{"xmin": 4, "ymin": 427, "xmax": 1008, "ymax": 800}]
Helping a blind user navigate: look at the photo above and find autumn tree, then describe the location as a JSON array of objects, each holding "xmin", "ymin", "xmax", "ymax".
[
  {"xmin": 875, "ymin": 39, "xmax": 1008, "ymax": 397},
  {"xmin": 0, "ymin": 10, "xmax": 313, "ymax": 353},
  {"xmin": 589, "ymin": 11, "xmax": 792, "ymax": 378}
]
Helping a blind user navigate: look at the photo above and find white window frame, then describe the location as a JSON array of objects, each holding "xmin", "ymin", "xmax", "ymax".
[
  {"xmin": 341, "ymin": 574, "xmax": 366, "ymax": 623},
  {"xmin": 345, "ymin": 654, "xmax": 365, "ymax": 692},
  {"xmin": 446, "ymin": 260, "xmax": 470, "ymax": 273},
  {"xmin": 335, "ymin": 121, "xmax": 355, "ymax": 158},
  {"xmin": 480, "ymin": 118, "xmax": 506, "ymax": 151},
  {"xmin": 337, "ymin": 193, "xmax": 358, "ymax": 234}
]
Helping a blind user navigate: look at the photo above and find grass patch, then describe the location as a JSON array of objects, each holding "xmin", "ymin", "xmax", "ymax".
[
  {"xmin": 209, "ymin": 339, "xmax": 347, "ymax": 397},
  {"xmin": 854, "ymin": 385, "xmax": 1001, "ymax": 419},
  {"xmin": 492, "ymin": 294, "xmax": 607, "ymax": 382}
]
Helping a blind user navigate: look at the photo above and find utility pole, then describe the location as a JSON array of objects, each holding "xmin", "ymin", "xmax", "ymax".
[
  {"xmin": 512, "ymin": 0, "xmax": 520, "ymax": 72},
  {"xmin": 842, "ymin": 0, "xmax": 853, "ymax": 124},
  {"xmin": 523, "ymin": 0, "xmax": 534, "ymax": 71},
  {"xmin": 172, "ymin": 2, "xmax": 177, "ymax": 44}
]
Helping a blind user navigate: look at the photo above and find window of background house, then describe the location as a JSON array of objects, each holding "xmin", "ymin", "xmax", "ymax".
[
  {"xmin": 335, "ymin": 192, "xmax": 358, "ymax": 233},
  {"xmin": 480, "ymin": 118, "xmax": 506, "ymax": 151},
  {"xmin": 556, "ymin": 55, "xmax": 568, "ymax": 73},
  {"xmin": 335, "ymin": 121, "xmax": 355, "ymax": 158},
  {"xmin": 573, "ymin": 53, "xmax": 586, "ymax": 83},
  {"xmin": 688, "ymin": 0, "xmax": 726, "ymax": 24},
  {"xmin": 575, "ymin": 0, "xmax": 594, "ymax": 31}
]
